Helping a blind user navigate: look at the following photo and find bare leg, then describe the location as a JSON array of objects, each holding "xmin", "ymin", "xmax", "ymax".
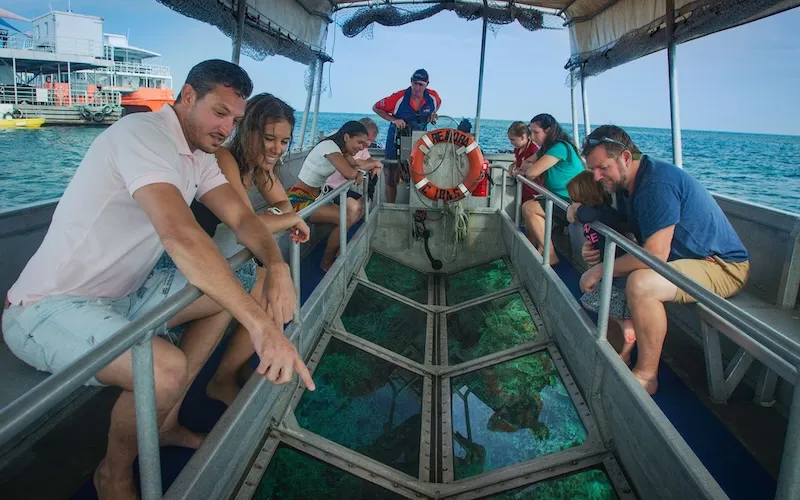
[
  {"xmin": 611, "ymin": 318, "xmax": 637, "ymax": 365},
  {"xmin": 207, "ymin": 272, "xmax": 266, "ymax": 406},
  {"xmin": 385, "ymin": 183, "xmax": 398, "ymax": 203},
  {"xmin": 93, "ymin": 339, "xmax": 188, "ymax": 500},
  {"xmin": 93, "ymin": 295, "xmax": 224, "ymax": 500},
  {"xmin": 159, "ymin": 307, "xmax": 233, "ymax": 444},
  {"xmin": 521, "ymin": 199, "xmax": 559, "ymax": 266},
  {"xmin": 310, "ymin": 199, "xmax": 362, "ymax": 272},
  {"xmin": 626, "ymin": 269, "xmax": 678, "ymax": 395}
]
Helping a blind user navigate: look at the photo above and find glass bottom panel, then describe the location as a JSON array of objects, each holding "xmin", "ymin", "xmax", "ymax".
[
  {"xmin": 341, "ymin": 284, "xmax": 428, "ymax": 363},
  {"xmin": 296, "ymin": 338, "xmax": 423, "ymax": 477},
  {"xmin": 254, "ymin": 444, "xmax": 408, "ymax": 500},
  {"xmin": 451, "ymin": 351, "xmax": 587, "ymax": 479},
  {"xmin": 485, "ymin": 467, "xmax": 618, "ymax": 499},
  {"xmin": 447, "ymin": 293, "xmax": 537, "ymax": 364},
  {"xmin": 365, "ymin": 252, "xmax": 429, "ymax": 303},
  {"xmin": 446, "ymin": 259, "xmax": 513, "ymax": 305}
]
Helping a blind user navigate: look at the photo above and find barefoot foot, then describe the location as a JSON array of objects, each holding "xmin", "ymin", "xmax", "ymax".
[
  {"xmin": 94, "ymin": 459, "xmax": 138, "ymax": 500},
  {"xmin": 206, "ymin": 376, "xmax": 241, "ymax": 407},
  {"xmin": 632, "ymin": 370, "xmax": 658, "ymax": 395},
  {"xmin": 160, "ymin": 425, "xmax": 205, "ymax": 449}
]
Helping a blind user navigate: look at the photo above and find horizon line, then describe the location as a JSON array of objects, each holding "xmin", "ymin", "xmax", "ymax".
[{"xmin": 295, "ymin": 110, "xmax": 800, "ymax": 138}]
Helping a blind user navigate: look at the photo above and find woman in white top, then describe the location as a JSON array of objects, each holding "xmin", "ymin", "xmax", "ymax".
[{"xmin": 288, "ymin": 121, "xmax": 382, "ymax": 271}]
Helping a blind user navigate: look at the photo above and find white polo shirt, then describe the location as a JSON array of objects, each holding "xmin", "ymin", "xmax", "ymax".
[{"xmin": 7, "ymin": 105, "xmax": 227, "ymax": 306}]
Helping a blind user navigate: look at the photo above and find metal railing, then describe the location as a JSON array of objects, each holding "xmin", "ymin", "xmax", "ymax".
[
  {"xmin": 110, "ymin": 61, "xmax": 172, "ymax": 78},
  {"xmin": 0, "ymin": 87, "xmax": 122, "ymax": 107},
  {"xmin": 0, "ymin": 177, "xmax": 368, "ymax": 500},
  {"xmin": 511, "ymin": 173, "xmax": 800, "ymax": 500},
  {"xmin": 1, "ymin": 33, "xmax": 103, "ymax": 57}
]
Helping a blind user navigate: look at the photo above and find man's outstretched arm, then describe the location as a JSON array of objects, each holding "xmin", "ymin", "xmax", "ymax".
[{"xmin": 135, "ymin": 183, "xmax": 313, "ymax": 389}]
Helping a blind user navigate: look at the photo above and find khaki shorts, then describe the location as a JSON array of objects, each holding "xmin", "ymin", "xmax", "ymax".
[{"xmin": 671, "ymin": 256, "xmax": 750, "ymax": 304}]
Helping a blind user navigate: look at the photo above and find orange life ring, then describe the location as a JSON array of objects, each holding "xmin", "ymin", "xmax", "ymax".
[{"xmin": 408, "ymin": 128, "xmax": 485, "ymax": 202}]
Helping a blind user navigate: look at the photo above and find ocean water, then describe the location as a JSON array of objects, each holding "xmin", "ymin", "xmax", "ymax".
[{"xmin": 1, "ymin": 112, "xmax": 798, "ymax": 213}]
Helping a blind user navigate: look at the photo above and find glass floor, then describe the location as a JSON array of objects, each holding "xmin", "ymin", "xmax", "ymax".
[{"xmin": 242, "ymin": 252, "xmax": 633, "ymax": 499}]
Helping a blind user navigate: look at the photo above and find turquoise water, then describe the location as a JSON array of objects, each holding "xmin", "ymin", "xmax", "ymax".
[{"xmin": 1, "ymin": 113, "xmax": 798, "ymax": 212}]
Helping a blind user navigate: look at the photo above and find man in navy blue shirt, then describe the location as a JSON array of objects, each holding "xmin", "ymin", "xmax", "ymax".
[
  {"xmin": 580, "ymin": 125, "xmax": 749, "ymax": 395},
  {"xmin": 373, "ymin": 69, "xmax": 442, "ymax": 202}
]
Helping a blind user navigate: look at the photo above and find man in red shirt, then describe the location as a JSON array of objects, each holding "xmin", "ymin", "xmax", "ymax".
[{"xmin": 373, "ymin": 69, "xmax": 442, "ymax": 202}]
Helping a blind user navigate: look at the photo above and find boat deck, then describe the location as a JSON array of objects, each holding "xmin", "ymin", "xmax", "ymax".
[{"xmin": 0, "ymin": 223, "xmax": 786, "ymax": 500}]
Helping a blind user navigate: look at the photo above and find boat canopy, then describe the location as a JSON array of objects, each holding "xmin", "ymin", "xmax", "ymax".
[
  {"xmin": 156, "ymin": 0, "xmax": 799, "ymax": 75},
  {"xmin": 156, "ymin": 0, "xmax": 334, "ymax": 65}
]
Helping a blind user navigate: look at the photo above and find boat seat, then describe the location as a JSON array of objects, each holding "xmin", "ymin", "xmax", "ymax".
[
  {"xmin": 697, "ymin": 293, "xmax": 800, "ymax": 406},
  {"xmin": 0, "ymin": 340, "xmax": 101, "ymax": 469},
  {"xmin": 692, "ymin": 195, "xmax": 800, "ymax": 406},
  {"xmin": 0, "ymin": 342, "xmax": 50, "ymax": 411}
]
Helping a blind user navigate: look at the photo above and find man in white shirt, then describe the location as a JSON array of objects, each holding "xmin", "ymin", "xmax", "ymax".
[{"xmin": 2, "ymin": 60, "xmax": 313, "ymax": 500}]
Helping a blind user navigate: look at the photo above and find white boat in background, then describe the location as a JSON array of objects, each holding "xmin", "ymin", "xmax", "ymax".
[{"xmin": 0, "ymin": 7, "xmax": 174, "ymax": 125}]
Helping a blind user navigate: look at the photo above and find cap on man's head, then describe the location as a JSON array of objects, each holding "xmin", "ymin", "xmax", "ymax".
[{"xmin": 411, "ymin": 69, "xmax": 429, "ymax": 83}]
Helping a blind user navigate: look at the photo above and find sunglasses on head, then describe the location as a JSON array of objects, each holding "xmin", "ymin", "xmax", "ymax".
[
  {"xmin": 587, "ymin": 137, "xmax": 642, "ymax": 159},
  {"xmin": 587, "ymin": 137, "xmax": 628, "ymax": 148}
]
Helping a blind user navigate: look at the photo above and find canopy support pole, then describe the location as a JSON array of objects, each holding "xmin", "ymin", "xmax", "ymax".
[
  {"xmin": 666, "ymin": 0, "xmax": 684, "ymax": 168},
  {"xmin": 309, "ymin": 59, "xmax": 324, "ymax": 144},
  {"xmin": 231, "ymin": 0, "xmax": 247, "ymax": 65},
  {"xmin": 297, "ymin": 59, "xmax": 316, "ymax": 151},
  {"xmin": 473, "ymin": 15, "xmax": 488, "ymax": 141},
  {"xmin": 580, "ymin": 66, "xmax": 590, "ymax": 138},
  {"xmin": 570, "ymin": 69, "xmax": 580, "ymax": 145}
]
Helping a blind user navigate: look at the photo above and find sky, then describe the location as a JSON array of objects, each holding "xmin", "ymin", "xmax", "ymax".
[{"xmin": 5, "ymin": 1, "xmax": 800, "ymax": 136}]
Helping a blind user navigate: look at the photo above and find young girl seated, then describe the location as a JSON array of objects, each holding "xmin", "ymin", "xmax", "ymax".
[
  {"xmin": 288, "ymin": 121, "xmax": 382, "ymax": 271},
  {"xmin": 566, "ymin": 171, "xmax": 637, "ymax": 364},
  {"xmin": 325, "ymin": 117, "xmax": 382, "ymax": 192},
  {"xmin": 506, "ymin": 121, "xmax": 541, "ymax": 203}
]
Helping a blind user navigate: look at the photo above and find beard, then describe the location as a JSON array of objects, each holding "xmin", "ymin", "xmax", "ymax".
[{"xmin": 185, "ymin": 111, "xmax": 224, "ymax": 154}]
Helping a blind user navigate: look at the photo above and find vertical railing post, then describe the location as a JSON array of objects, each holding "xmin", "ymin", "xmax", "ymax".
[
  {"xmin": 596, "ymin": 239, "xmax": 617, "ymax": 340},
  {"xmin": 542, "ymin": 198, "xmax": 553, "ymax": 266},
  {"xmin": 297, "ymin": 59, "xmax": 316, "ymax": 151},
  {"xmin": 309, "ymin": 60, "xmax": 324, "ymax": 144},
  {"xmin": 570, "ymin": 69, "xmax": 581, "ymax": 144},
  {"xmin": 580, "ymin": 67, "xmax": 591, "ymax": 138},
  {"xmin": 290, "ymin": 241, "xmax": 301, "ymax": 324},
  {"xmin": 131, "ymin": 336, "xmax": 163, "ymax": 500},
  {"xmin": 776, "ymin": 372, "xmax": 800, "ymax": 499},
  {"xmin": 12, "ymin": 57, "xmax": 18, "ymax": 105},
  {"xmin": 231, "ymin": 0, "xmax": 246, "ymax": 65},
  {"xmin": 514, "ymin": 177, "xmax": 522, "ymax": 228},
  {"xmin": 67, "ymin": 62, "xmax": 72, "ymax": 107},
  {"xmin": 362, "ymin": 174, "xmax": 370, "ymax": 219},
  {"xmin": 500, "ymin": 170, "xmax": 506, "ymax": 215},
  {"xmin": 339, "ymin": 190, "xmax": 348, "ymax": 258},
  {"xmin": 666, "ymin": 0, "xmax": 684, "ymax": 168}
]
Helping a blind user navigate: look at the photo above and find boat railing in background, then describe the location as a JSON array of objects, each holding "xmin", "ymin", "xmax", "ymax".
[
  {"xmin": 110, "ymin": 61, "xmax": 172, "ymax": 79},
  {"xmin": 1, "ymin": 33, "xmax": 103, "ymax": 57},
  {"xmin": 0, "ymin": 87, "xmax": 122, "ymax": 108},
  {"xmin": 512, "ymin": 173, "xmax": 800, "ymax": 500},
  {"xmin": 1, "ymin": 33, "xmax": 35, "ymax": 51},
  {"xmin": 0, "ymin": 178, "xmax": 361, "ymax": 500}
]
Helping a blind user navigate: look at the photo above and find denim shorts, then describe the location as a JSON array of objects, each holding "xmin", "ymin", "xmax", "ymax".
[{"xmin": 2, "ymin": 267, "xmax": 180, "ymax": 386}]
